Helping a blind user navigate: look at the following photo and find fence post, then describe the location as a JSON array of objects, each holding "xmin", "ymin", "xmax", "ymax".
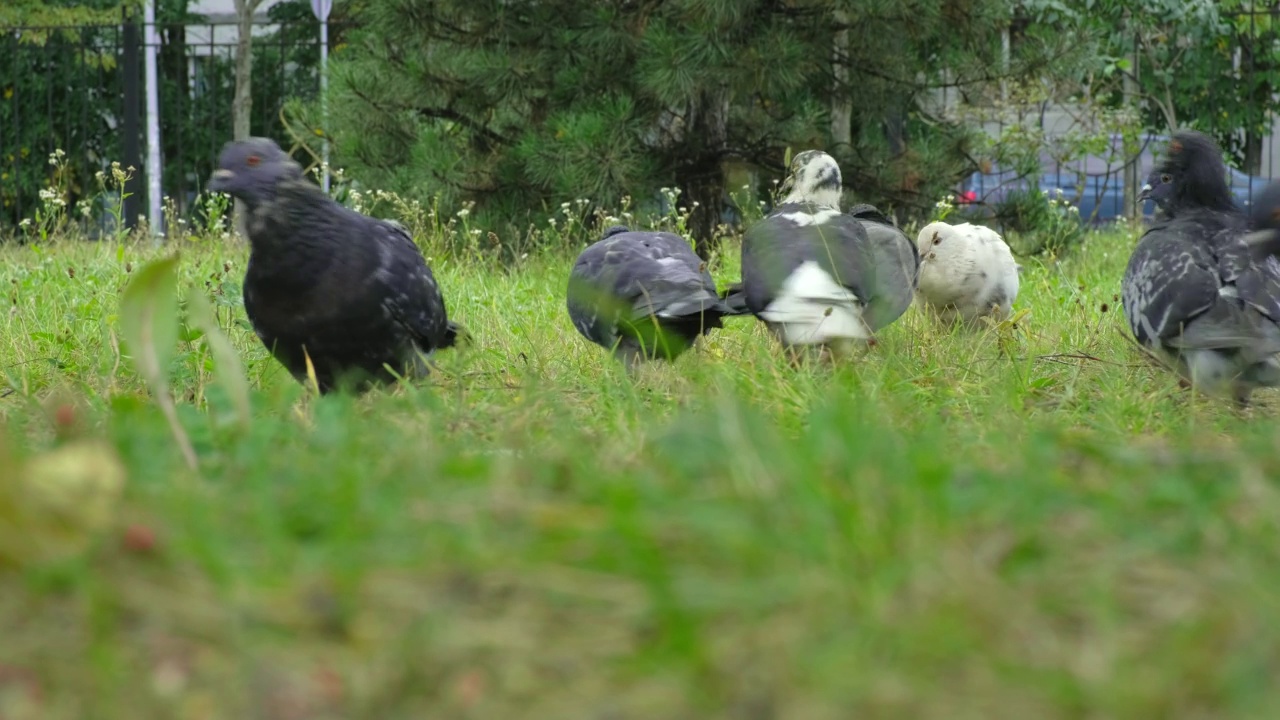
[
  {"xmin": 1122, "ymin": 16, "xmax": 1139, "ymax": 220},
  {"xmin": 122, "ymin": 7, "xmax": 142, "ymax": 231}
]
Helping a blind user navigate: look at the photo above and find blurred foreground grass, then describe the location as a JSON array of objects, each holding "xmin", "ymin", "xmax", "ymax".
[{"xmin": 1, "ymin": 227, "xmax": 1280, "ymax": 718}]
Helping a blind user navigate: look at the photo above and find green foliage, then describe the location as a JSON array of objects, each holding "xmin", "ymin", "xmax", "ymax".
[
  {"xmin": 0, "ymin": 24, "xmax": 125, "ymax": 226},
  {"xmin": 1, "ymin": 0, "xmax": 332, "ymax": 231},
  {"xmin": 0, "ymin": 0, "xmax": 139, "ymax": 30},
  {"xmin": 994, "ymin": 187, "xmax": 1086, "ymax": 257},
  {"xmin": 184, "ymin": 285, "xmax": 252, "ymax": 432},
  {"xmin": 118, "ymin": 254, "xmax": 197, "ymax": 468},
  {"xmin": 324, "ymin": 0, "xmax": 1036, "ymax": 249},
  {"xmin": 1021, "ymin": 0, "xmax": 1280, "ymax": 174}
]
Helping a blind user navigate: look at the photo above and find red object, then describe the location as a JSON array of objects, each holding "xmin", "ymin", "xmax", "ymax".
[
  {"xmin": 123, "ymin": 524, "xmax": 158, "ymax": 553},
  {"xmin": 959, "ymin": 190, "xmax": 977, "ymax": 204}
]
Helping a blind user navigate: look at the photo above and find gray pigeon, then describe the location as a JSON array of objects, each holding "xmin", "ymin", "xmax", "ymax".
[
  {"xmin": 207, "ymin": 137, "xmax": 464, "ymax": 394},
  {"xmin": 566, "ymin": 225, "xmax": 741, "ymax": 366},
  {"xmin": 732, "ymin": 150, "xmax": 918, "ymax": 353},
  {"xmin": 1244, "ymin": 180, "xmax": 1280, "ymax": 262},
  {"xmin": 1123, "ymin": 130, "xmax": 1280, "ymax": 405}
]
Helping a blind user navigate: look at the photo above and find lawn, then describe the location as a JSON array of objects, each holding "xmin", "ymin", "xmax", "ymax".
[{"xmin": 2, "ymin": 222, "xmax": 1279, "ymax": 719}]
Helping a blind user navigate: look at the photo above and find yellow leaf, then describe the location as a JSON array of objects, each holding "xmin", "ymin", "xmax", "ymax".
[{"xmin": 0, "ymin": 439, "xmax": 126, "ymax": 567}]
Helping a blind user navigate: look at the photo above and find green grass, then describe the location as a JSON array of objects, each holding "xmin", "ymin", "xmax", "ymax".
[{"xmin": 2, "ymin": 225, "xmax": 1280, "ymax": 718}]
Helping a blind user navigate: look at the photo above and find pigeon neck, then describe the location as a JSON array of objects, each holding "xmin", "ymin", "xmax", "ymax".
[
  {"xmin": 1185, "ymin": 187, "xmax": 1235, "ymax": 213},
  {"xmin": 781, "ymin": 188, "xmax": 842, "ymax": 210}
]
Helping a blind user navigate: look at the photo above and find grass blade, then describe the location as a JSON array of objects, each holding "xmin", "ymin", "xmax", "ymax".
[
  {"xmin": 118, "ymin": 255, "xmax": 197, "ymax": 470},
  {"xmin": 185, "ymin": 286, "xmax": 252, "ymax": 431}
]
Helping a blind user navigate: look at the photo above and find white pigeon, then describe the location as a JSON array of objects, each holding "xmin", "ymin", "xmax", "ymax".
[
  {"xmin": 914, "ymin": 220, "xmax": 1020, "ymax": 324},
  {"xmin": 729, "ymin": 150, "xmax": 919, "ymax": 354}
]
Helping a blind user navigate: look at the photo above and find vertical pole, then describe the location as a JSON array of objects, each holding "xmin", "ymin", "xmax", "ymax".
[
  {"xmin": 830, "ymin": 10, "xmax": 851, "ymax": 151},
  {"xmin": 1000, "ymin": 25, "xmax": 1010, "ymax": 103},
  {"xmin": 144, "ymin": 0, "xmax": 164, "ymax": 240},
  {"xmin": 320, "ymin": 17, "xmax": 330, "ymax": 193},
  {"xmin": 122, "ymin": 8, "xmax": 142, "ymax": 232},
  {"xmin": 1122, "ymin": 14, "xmax": 1139, "ymax": 220}
]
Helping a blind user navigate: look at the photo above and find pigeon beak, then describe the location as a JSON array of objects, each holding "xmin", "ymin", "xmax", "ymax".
[
  {"xmin": 208, "ymin": 168, "xmax": 235, "ymax": 192},
  {"xmin": 1137, "ymin": 183, "xmax": 1153, "ymax": 202}
]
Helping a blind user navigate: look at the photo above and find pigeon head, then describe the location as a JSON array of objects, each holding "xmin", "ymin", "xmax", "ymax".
[
  {"xmin": 1138, "ymin": 167, "xmax": 1176, "ymax": 214},
  {"xmin": 916, "ymin": 221, "xmax": 972, "ymax": 269},
  {"xmin": 778, "ymin": 150, "xmax": 843, "ymax": 208},
  {"xmin": 207, "ymin": 137, "xmax": 302, "ymax": 208},
  {"xmin": 1141, "ymin": 130, "xmax": 1234, "ymax": 214}
]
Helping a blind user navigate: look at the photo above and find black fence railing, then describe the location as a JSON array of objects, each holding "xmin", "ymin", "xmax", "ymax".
[{"xmin": 0, "ymin": 13, "xmax": 336, "ymax": 232}]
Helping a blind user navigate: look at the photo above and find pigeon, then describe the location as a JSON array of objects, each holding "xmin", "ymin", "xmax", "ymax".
[
  {"xmin": 207, "ymin": 137, "xmax": 464, "ymax": 394},
  {"xmin": 1146, "ymin": 152, "xmax": 1280, "ymax": 269},
  {"xmin": 566, "ymin": 225, "xmax": 741, "ymax": 366},
  {"xmin": 1244, "ymin": 180, "xmax": 1280, "ymax": 261},
  {"xmin": 733, "ymin": 149, "xmax": 918, "ymax": 353},
  {"xmin": 914, "ymin": 220, "xmax": 1020, "ymax": 324},
  {"xmin": 1122, "ymin": 130, "xmax": 1280, "ymax": 405}
]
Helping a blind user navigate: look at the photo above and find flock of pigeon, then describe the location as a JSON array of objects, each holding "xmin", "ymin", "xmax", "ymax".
[{"xmin": 205, "ymin": 130, "xmax": 1280, "ymax": 406}]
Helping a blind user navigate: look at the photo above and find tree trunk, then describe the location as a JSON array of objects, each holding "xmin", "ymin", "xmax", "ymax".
[
  {"xmin": 231, "ymin": 0, "xmax": 261, "ymax": 238},
  {"xmin": 232, "ymin": 0, "xmax": 257, "ymax": 141},
  {"xmin": 681, "ymin": 87, "xmax": 730, "ymax": 259},
  {"xmin": 830, "ymin": 11, "xmax": 852, "ymax": 149},
  {"xmin": 1245, "ymin": 130, "xmax": 1263, "ymax": 176},
  {"xmin": 681, "ymin": 161, "xmax": 725, "ymax": 261}
]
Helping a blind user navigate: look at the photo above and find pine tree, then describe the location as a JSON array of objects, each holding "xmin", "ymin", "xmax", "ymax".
[{"xmin": 328, "ymin": 0, "xmax": 1042, "ymax": 255}]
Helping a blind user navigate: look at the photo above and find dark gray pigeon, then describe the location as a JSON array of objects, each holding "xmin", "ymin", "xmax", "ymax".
[
  {"xmin": 1244, "ymin": 180, "xmax": 1280, "ymax": 262},
  {"xmin": 207, "ymin": 137, "xmax": 464, "ymax": 394},
  {"xmin": 732, "ymin": 150, "xmax": 918, "ymax": 353},
  {"xmin": 1123, "ymin": 130, "xmax": 1280, "ymax": 405},
  {"xmin": 1148, "ymin": 150, "xmax": 1280, "ymax": 268},
  {"xmin": 566, "ymin": 225, "xmax": 742, "ymax": 366}
]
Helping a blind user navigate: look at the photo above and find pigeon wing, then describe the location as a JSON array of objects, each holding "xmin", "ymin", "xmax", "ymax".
[
  {"xmin": 850, "ymin": 206, "xmax": 920, "ymax": 330},
  {"xmin": 1122, "ymin": 222, "xmax": 1219, "ymax": 346},
  {"xmin": 368, "ymin": 217, "xmax": 453, "ymax": 352},
  {"xmin": 741, "ymin": 202, "xmax": 874, "ymax": 316},
  {"xmin": 622, "ymin": 232, "xmax": 730, "ymax": 319},
  {"xmin": 567, "ymin": 231, "xmax": 728, "ymax": 348}
]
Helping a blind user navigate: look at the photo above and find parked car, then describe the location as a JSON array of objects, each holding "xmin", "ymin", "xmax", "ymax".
[{"xmin": 957, "ymin": 132, "xmax": 1274, "ymax": 224}]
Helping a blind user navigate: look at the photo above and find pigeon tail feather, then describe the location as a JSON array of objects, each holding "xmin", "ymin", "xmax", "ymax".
[{"xmin": 758, "ymin": 261, "xmax": 871, "ymax": 345}]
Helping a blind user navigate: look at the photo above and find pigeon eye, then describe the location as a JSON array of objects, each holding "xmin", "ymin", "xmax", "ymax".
[
  {"xmin": 1160, "ymin": 173, "xmax": 1172, "ymax": 184},
  {"xmin": 247, "ymin": 155, "xmax": 261, "ymax": 168}
]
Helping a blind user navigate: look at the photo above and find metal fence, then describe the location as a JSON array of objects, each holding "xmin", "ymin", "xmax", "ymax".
[
  {"xmin": 0, "ymin": 12, "xmax": 332, "ymax": 232},
  {"xmin": 963, "ymin": 5, "xmax": 1280, "ymax": 226}
]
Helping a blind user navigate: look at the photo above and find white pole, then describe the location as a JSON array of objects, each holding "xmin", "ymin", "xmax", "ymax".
[
  {"xmin": 143, "ymin": 0, "xmax": 163, "ymax": 240},
  {"xmin": 320, "ymin": 17, "xmax": 330, "ymax": 193},
  {"xmin": 1000, "ymin": 25, "xmax": 1010, "ymax": 103}
]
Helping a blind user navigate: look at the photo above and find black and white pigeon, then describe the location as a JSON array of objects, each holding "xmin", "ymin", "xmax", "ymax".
[
  {"xmin": 732, "ymin": 150, "xmax": 918, "ymax": 353},
  {"xmin": 566, "ymin": 225, "xmax": 741, "ymax": 366},
  {"xmin": 1122, "ymin": 130, "xmax": 1280, "ymax": 404},
  {"xmin": 207, "ymin": 137, "xmax": 464, "ymax": 394}
]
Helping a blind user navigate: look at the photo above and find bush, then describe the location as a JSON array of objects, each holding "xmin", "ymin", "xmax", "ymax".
[{"xmin": 994, "ymin": 187, "xmax": 1085, "ymax": 257}]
